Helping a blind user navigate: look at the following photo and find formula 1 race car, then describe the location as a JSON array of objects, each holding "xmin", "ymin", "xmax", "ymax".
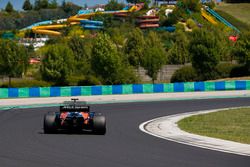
[{"xmin": 43, "ymin": 99, "xmax": 106, "ymax": 134}]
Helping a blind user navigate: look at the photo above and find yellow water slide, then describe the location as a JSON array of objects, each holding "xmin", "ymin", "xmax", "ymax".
[
  {"xmin": 32, "ymin": 24, "xmax": 68, "ymax": 36},
  {"xmin": 201, "ymin": 10, "xmax": 217, "ymax": 25}
]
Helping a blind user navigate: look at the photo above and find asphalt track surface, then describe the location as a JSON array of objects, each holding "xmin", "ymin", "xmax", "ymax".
[{"xmin": 1, "ymin": 98, "xmax": 250, "ymax": 167}]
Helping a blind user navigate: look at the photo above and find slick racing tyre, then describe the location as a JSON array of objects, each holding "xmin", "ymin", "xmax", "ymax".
[
  {"xmin": 44, "ymin": 112, "xmax": 58, "ymax": 134},
  {"xmin": 93, "ymin": 115, "xmax": 106, "ymax": 135}
]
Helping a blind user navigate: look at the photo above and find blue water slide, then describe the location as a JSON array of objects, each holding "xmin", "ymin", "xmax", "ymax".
[
  {"xmin": 80, "ymin": 20, "xmax": 103, "ymax": 26},
  {"xmin": 122, "ymin": 6, "xmax": 130, "ymax": 10},
  {"xmin": 156, "ymin": 26, "xmax": 176, "ymax": 32},
  {"xmin": 77, "ymin": 9, "xmax": 93, "ymax": 15},
  {"xmin": 81, "ymin": 25, "xmax": 103, "ymax": 30},
  {"xmin": 205, "ymin": 7, "xmax": 240, "ymax": 33},
  {"xmin": 21, "ymin": 20, "xmax": 53, "ymax": 30}
]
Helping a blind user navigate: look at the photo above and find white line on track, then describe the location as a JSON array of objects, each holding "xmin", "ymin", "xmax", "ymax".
[{"xmin": 139, "ymin": 107, "xmax": 250, "ymax": 157}]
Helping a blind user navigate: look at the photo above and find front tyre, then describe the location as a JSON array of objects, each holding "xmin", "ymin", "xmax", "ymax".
[
  {"xmin": 44, "ymin": 113, "xmax": 58, "ymax": 134},
  {"xmin": 93, "ymin": 115, "xmax": 106, "ymax": 135}
]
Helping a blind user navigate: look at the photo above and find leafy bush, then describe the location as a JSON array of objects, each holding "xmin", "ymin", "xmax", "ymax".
[
  {"xmin": 78, "ymin": 75, "xmax": 102, "ymax": 86},
  {"xmin": 167, "ymin": 31, "xmax": 189, "ymax": 64},
  {"xmin": 0, "ymin": 39, "xmax": 29, "ymax": 87},
  {"xmin": 181, "ymin": 0, "xmax": 201, "ymax": 12},
  {"xmin": 124, "ymin": 28, "xmax": 145, "ymax": 68},
  {"xmin": 175, "ymin": 22, "xmax": 185, "ymax": 32},
  {"xmin": 40, "ymin": 44, "xmax": 75, "ymax": 85},
  {"xmin": 91, "ymin": 33, "xmax": 126, "ymax": 84},
  {"xmin": 186, "ymin": 18, "xmax": 196, "ymax": 29},
  {"xmin": 230, "ymin": 65, "xmax": 249, "ymax": 77},
  {"xmin": 142, "ymin": 31, "xmax": 166, "ymax": 82},
  {"xmin": 105, "ymin": 0, "xmax": 125, "ymax": 11},
  {"xmin": 189, "ymin": 29, "xmax": 220, "ymax": 80},
  {"xmin": 171, "ymin": 66, "xmax": 198, "ymax": 83},
  {"xmin": 233, "ymin": 31, "xmax": 250, "ymax": 71},
  {"xmin": 216, "ymin": 63, "xmax": 238, "ymax": 78},
  {"xmin": 66, "ymin": 75, "xmax": 85, "ymax": 86},
  {"xmin": 162, "ymin": 11, "xmax": 179, "ymax": 26},
  {"xmin": 0, "ymin": 79, "xmax": 52, "ymax": 88}
]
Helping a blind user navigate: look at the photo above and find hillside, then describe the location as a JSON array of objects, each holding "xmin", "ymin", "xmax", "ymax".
[{"xmin": 215, "ymin": 3, "xmax": 250, "ymax": 25}]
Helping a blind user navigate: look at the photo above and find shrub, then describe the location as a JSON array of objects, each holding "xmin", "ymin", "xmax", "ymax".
[
  {"xmin": 66, "ymin": 75, "xmax": 85, "ymax": 86},
  {"xmin": 40, "ymin": 44, "xmax": 75, "ymax": 85},
  {"xmin": 181, "ymin": 0, "xmax": 201, "ymax": 12},
  {"xmin": 162, "ymin": 10, "xmax": 179, "ymax": 26},
  {"xmin": 171, "ymin": 66, "xmax": 198, "ymax": 83},
  {"xmin": 175, "ymin": 22, "xmax": 185, "ymax": 32},
  {"xmin": 230, "ymin": 65, "xmax": 249, "ymax": 77},
  {"xmin": 142, "ymin": 31, "xmax": 166, "ymax": 82},
  {"xmin": 78, "ymin": 75, "xmax": 102, "ymax": 86},
  {"xmin": 167, "ymin": 31, "xmax": 189, "ymax": 64},
  {"xmin": 233, "ymin": 31, "xmax": 250, "ymax": 71},
  {"xmin": 189, "ymin": 29, "xmax": 220, "ymax": 81},
  {"xmin": 0, "ymin": 79, "xmax": 52, "ymax": 88},
  {"xmin": 186, "ymin": 18, "xmax": 196, "ymax": 29},
  {"xmin": 105, "ymin": 0, "xmax": 125, "ymax": 11},
  {"xmin": 216, "ymin": 63, "xmax": 238, "ymax": 78}
]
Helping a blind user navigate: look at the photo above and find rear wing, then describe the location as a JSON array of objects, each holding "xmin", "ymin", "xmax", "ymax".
[
  {"xmin": 60, "ymin": 105, "xmax": 90, "ymax": 112},
  {"xmin": 60, "ymin": 99, "xmax": 89, "ymax": 112}
]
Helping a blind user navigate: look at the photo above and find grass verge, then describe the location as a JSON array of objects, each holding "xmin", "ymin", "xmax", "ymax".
[{"xmin": 178, "ymin": 108, "xmax": 250, "ymax": 144}]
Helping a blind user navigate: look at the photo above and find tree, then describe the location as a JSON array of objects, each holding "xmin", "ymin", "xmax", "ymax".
[
  {"xmin": 0, "ymin": 39, "xmax": 29, "ymax": 87},
  {"xmin": 167, "ymin": 31, "xmax": 189, "ymax": 64},
  {"xmin": 105, "ymin": 0, "xmax": 125, "ymax": 11},
  {"xmin": 126, "ymin": 0, "xmax": 151, "ymax": 7},
  {"xmin": 41, "ymin": 0, "xmax": 49, "ymax": 8},
  {"xmin": 67, "ymin": 35, "xmax": 92, "ymax": 74},
  {"xmin": 124, "ymin": 28, "xmax": 145, "ymax": 68},
  {"xmin": 91, "ymin": 33, "xmax": 136, "ymax": 84},
  {"xmin": 84, "ymin": 3, "xmax": 88, "ymax": 9},
  {"xmin": 61, "ymin": 1, "xmax": 81, "ymax": 15},
  {"xmin": 106, "ymin": 27, "xmax": 126, "ymax": 47},
  {"xmin": 142, "ymin": 31, "xmax": 166, "ymax": 82},
  {"xmin": 91, "ymin": 33, "xmax": 121, "ymax": 84},
  {"xmin": 5, "ymin": 1, "xmax": 14, "ymax": 13},
  {"xmin": 34, "ymin": 0, "xmax": 41, "ymax": 10},
  {"xmin": 179, "ymin": 0, "xmax": 201, "ymax": 12},
  {"xmin": 189, "ymin": 29, "xmax": 220, "ymax": 80},
  {"xmin": 234, "ymin": 31, "xmax": 250, "ymax": 71},
  {"xmin": 34, "ymin": 0, "xmax": 49, "ymax": 10},
  {"xmin": 40, "ymin": 44, "xmax": 75, "ymax": 85},
  {"xmin": 67, "ymin": 36, "xmax": 87, "ymax": 61},
  {"xmin": 23, "ymin": 0, "xmax": 33, "ymax": 11},
  {"xmin": 49, "ymin": 0, "xmax": 58, "ymax": 9}
]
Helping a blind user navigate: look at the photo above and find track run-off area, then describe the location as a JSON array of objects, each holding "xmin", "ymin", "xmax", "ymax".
[{"xmin": 0, "ymin": 97, "xmax": 250, "ymax": 167}]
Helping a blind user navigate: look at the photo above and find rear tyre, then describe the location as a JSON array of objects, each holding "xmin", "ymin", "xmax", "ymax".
[
  {"xmin": 44, "ymin": 112, "xmax": 58, "ymax": 134},
  {"xmin": 93, "ymin": 115, "xmax": 106, "ymax": 135}
]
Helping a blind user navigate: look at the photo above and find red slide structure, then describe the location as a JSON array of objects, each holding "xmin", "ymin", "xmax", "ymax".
[{"xmin": 137, "ymin": 16, "xmax": 160, "ymax": 29}]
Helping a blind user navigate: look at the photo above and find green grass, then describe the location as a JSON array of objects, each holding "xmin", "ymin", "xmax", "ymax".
[
  {"xmin": 215, "ymin": 9, "xmax": 250, "ymax": 32},
  {"xmin": 178, "ymin": 108, "xmax": 250, "ymax": 144},
  {"xmin": 215, "ymin": 3, "xmax": 250, "ymax": 25}
]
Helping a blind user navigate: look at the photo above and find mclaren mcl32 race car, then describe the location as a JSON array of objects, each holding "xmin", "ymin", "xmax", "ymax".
[{"xmin": 43, "ymin": 99, "xmax": 106, "ymax": 134}]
